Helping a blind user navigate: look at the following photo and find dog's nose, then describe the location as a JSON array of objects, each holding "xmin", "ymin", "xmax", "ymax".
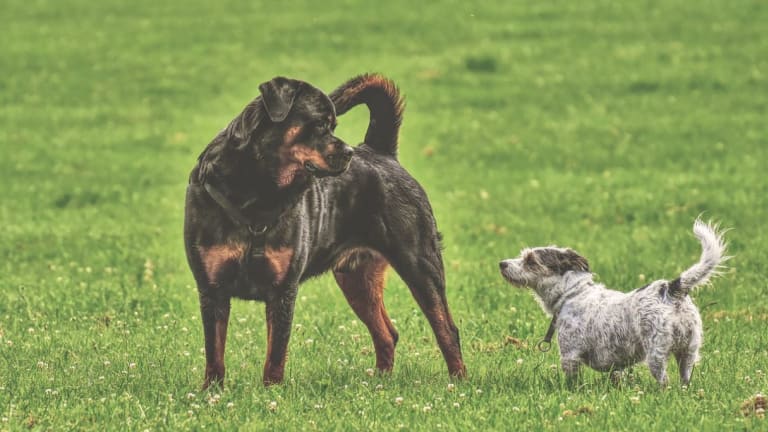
[
  {"xmin": 327, "ymin": 147, "xmax": 353, "ymax": 168},
  {"xmin": 499, "ymin": 261, "xmax": 509, "ymax": 270},
  {"xmin": 340, "ymin": 146, "xmax": 353, "ymax": 163}
]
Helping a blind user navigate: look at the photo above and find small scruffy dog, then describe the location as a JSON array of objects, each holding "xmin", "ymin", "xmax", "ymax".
[{"xmin": 499, "ymin": 219, "xmax": 728, "ymax": 386}]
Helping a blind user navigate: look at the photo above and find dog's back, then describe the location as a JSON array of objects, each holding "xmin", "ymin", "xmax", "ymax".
[{"xmin": 668, "ymin": 219, "xmax": 729, "ymax": 299}]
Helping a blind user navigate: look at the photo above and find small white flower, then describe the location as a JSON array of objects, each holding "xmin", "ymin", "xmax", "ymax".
[
  {"xmin": 37, "ymin": 361, "xmax": 48, "ymax": 369},
  {"xmin": 516, "ymin": 358, "xmax": 524, "ymax": 365},
  {"xmin": 422, "ymin": 405, "xmax": 432, "ymax": 413},
  {"xmin": 268, "ymin": 401, "xmax": 277, "ymax": 411},
  {"xmin": 186, "ymin": 393, "xmax": 196, "ymax": 400},
  {"xmin": 475, "ymin": 388, "xmax": 483, "ymax": 395},
  {"xmin": 453, "ymin": 402, "xmax": 460, "ymax": 408},
  {"xmin": 226, "ymin": 402, "xmax": 234, "ymax": 409},
  {"xmin": 365, "ymin": 368, "xmax": 375, "ymax": 377},
  {"xmin": 395, "ymin": 397, "xmax": 404, "ymax": 405},
  {"xmin": 447, "ymin": 383, "xmax": 455, "ymax": 392},
  {"xmin": 128, "ymin": 362, "xmax": 136, "ymax": 369}
]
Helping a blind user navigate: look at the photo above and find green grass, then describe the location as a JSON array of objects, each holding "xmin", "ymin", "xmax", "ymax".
[{"xmin": 1, "ymin": 0, "xmax": 767, "ymax": 430}]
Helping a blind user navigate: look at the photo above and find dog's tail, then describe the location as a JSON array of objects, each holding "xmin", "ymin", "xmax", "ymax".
[
  {"xmin": 329, "ymin": 73, "xmax": 404, "ymax": 158},
  {"xmin": 668, "ymin": 218, "xmax": 729, "ymax": 299}
]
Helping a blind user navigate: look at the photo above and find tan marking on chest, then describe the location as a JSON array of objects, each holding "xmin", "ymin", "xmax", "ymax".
[
  {"xmin": 198, "ymin": 243, "xmax": 246, "ymax": 285},
  {"xmin": 265, "ymin": 246, "xmax": 294, "ymax": 285}
]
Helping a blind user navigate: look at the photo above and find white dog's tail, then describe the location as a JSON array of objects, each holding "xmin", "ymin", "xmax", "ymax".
[{"xmin": 669, "ymin": 218, "xmax": 729, "ymax": 299}]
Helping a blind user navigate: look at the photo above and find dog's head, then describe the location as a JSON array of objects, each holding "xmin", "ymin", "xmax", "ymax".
[
  {"xmin": 232, "ymin": 77, "xmax": 354, "ymax": 188},
  {"xmin": 499, "ymin": 246, "xmax": 590, "ymax": 289}
]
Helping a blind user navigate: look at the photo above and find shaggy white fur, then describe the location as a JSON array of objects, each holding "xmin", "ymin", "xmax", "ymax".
[{"xmin": 499, "ymin": 218, "xmax": 729, "ymax": 386}]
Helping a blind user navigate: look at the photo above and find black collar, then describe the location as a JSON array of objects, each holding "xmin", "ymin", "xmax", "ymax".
[{"xmin": 536, "ymin": 314, "xmax": 557, "ymax": 352}]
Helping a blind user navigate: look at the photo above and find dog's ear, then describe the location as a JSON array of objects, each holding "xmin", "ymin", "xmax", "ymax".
[
  {"xmin": 561, "ymin": 249, "xmax": 590, "ymax": 273},
  {"xmin": 523, "ymin": 251, "xmax": 540, "ymax": 268},
  {"xmin": 259, "ymin": 77, "xmax": 303, "ymax": 122}
]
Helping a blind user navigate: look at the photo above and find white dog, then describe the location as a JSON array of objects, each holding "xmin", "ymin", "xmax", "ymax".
[{"xmin": 499, "ymin": 219, "xmax": 728, "ymax": 385}]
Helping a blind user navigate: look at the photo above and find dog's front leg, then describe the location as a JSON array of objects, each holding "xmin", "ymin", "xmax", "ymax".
[
  {"xmin": 647, "ymin": 351, "xmax": 669, "ymax": 387},
  {"xmin": 262, "ymin": 287, "xmax": 298, "ymax": 385},
  {"xmin": 561, "ymin": 357, "xmax": 581, "ymax": 388},
  {"xmin": 200, "ymin": 293, "xmax": 231, "ymax": 390}
]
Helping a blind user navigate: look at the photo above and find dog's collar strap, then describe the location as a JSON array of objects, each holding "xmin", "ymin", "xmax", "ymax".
[
  {"xmin": 537, "ymin": 314, "xmax": 557, "ymax": 352},
  {"xmin": 203, "ymin": 182, "xmax": 269, "ymax": 237}
]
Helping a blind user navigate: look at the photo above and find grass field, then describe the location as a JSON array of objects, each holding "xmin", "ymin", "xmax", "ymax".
[{"xmin": 1, "ymin": 0, "xmax": 767, "ymax": 430}]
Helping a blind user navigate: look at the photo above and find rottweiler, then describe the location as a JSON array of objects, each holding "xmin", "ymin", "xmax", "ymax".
[{"xmin": 184, "ymin": 74, "xmax": 466, "ymax": 388}]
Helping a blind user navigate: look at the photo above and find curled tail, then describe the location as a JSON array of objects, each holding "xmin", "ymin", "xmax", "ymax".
[
  {"xmin": 329, "ymin": 73, "xmax": 404, "ymax": 158},
  {"xmin": 669, "ymin": 218, "xmax": 729, "ymax": 299}
]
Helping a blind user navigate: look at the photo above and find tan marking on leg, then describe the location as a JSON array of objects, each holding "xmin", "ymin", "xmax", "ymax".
[
  {"xmin": 265, "ymin": 246, "xmax": 294, "ymax": 285},
  {"xmin": 197, "ymin": 243, "xmax": 246, "ymax": 285},
  {"xmin": 334, "ymin": 250, "xmax": 397, "ymax": 371}
]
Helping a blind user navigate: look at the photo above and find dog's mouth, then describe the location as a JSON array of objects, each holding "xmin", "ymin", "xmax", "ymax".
[
  {"xmin": 303, "ymin": 156, "xmax": 351, "ymax": 177},
  {"xmin": 304, "ymin": 160, "xmax": 320, "ymax": 173},
  {"xmin": 499, "ymin": 261, "xmax": 528, "ymax": 288}
]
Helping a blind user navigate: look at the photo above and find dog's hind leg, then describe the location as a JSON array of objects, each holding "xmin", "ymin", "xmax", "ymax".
[
  {"xmin": 334, "ymin": 250, "xmax": 398, "ymax": 372},
  {"xmin": 388, "ymin": 249, "xmax": 467, "ymax": 378}
]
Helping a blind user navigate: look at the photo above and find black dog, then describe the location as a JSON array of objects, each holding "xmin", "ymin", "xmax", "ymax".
[{"xmin": 184, "ymin": 74, "xmax": 466, "ymax": 388}]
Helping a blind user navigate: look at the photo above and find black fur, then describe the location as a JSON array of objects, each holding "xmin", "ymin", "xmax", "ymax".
[
  {"xmin": 184, "ymin": 74, "xmax": 466, "ymax": 388},
  {"xmin": 528, "ymin": 248, "xmax": 590, "ymax": 275}
]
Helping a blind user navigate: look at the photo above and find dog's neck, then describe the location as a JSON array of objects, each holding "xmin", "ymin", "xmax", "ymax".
[
  {"xmin": 533, "ymin": 272, "xmax": 594, "ymax": 315},
  {"xmin": 197, "ymin": 135, "xmax": 312, "ymax": 222}
]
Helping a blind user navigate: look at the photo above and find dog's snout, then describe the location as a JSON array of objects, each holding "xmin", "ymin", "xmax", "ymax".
[
  {"xmin": 340, "ymin": 146, "xmax": 353, "ymax": 163},
  {"xmin": 326, "ymin": 146, "xmax": 353, "ymax": 169},
  {"xmin": 499, "ymin": 261, "xmax": 509, "ymax": 270}
]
